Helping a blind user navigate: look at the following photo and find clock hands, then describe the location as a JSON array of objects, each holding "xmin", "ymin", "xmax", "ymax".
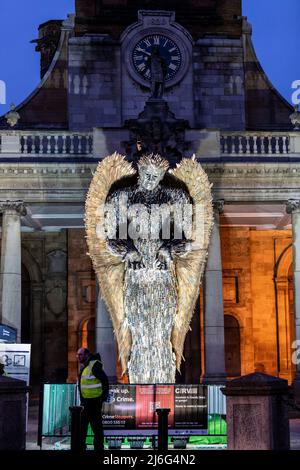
[
  {"xmin": 133, "ymin": 35, "xmax": 182, "ymax": 83},
  {"xmin": 135, "ymin": 47, "xmax": 151, "ymax": 56}
]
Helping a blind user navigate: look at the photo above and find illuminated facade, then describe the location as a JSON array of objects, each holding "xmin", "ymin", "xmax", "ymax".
[{"xmin": 0, "ymin": 1, "xmax": 299, "ymax": 393}]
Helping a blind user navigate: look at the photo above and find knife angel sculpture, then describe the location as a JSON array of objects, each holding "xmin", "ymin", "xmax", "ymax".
[{"xmin": 85, "ymin": 152, "xmax": 213, "ymax": 383}]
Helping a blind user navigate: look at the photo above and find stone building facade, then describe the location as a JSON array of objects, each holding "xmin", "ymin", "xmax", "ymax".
[{"xmin": 0, "ymin": 1, "xmax": 299, "ymax": 392}]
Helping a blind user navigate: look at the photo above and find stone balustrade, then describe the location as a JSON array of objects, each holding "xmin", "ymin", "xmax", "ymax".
[
  {"xmin": 0, "ymin": 131, "xmax": 93, "ymax": 155},
  {"xmin": 221, "ymin": 131, "xmax": 293, "ymax": 156},
  {"xmin": 0, "ymin": 129, "xmax": 300, "ymax": 158}
]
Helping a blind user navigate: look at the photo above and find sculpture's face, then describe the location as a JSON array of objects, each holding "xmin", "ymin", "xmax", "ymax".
[{"xmin": 138, "ymin": 164, "xmax": 164, "ymax": 191}]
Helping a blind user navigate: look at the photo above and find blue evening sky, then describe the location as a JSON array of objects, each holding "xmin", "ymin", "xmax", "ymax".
[{"xmin": 0, "ymin": 0, "xmax": 299, "ymax": 114}]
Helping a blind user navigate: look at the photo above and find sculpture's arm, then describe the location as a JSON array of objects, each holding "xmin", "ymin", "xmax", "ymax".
[
  {"xmin": 158, "ymin": 190, "xmax": 193, "ymax": 262},
  {"xmin": 106, "ymin": 190, "xmax": 142, "ymax": 267}
]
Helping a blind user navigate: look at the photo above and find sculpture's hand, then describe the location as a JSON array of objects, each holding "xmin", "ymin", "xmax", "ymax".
[
  {"xmin": 157, "ymin": 247, "xmax": 172, "ymax": 269},
  {"xmin": 124, "ymin": 250, "xmax": 142, "ymax": 269}
]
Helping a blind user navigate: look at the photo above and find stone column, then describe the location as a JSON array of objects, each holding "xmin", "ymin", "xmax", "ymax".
[
  {"xmin": 96, "ymin": 284, "xmax": 117, "ymax": 382},
  {"xmin": 286, "ymin": 200, "xmax": 300, "ymax": 397},
  {"xmin": 202, "ymin": 200, "xmax": 226, "ymax": 384},
  {"xmin": 0, "ymin": 201, "xmax": 26, "ymax": 342}
]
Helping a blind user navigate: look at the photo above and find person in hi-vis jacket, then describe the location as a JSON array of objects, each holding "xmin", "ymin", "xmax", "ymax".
[{"xmin": 77, "ymin": 348, "xmax": 109, "ymax": 452}]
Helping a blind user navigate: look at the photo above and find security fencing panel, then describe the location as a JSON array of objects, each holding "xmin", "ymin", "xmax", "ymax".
[{"xmin": 39, "ymin": 384, "xmax": 226, "ymax": 449}]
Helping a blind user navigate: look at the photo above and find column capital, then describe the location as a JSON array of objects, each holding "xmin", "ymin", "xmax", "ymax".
[
  {"xmin": 213, "ymin": 199, "xmax": 225, "ymax": 214},
  {"xmin": 0, "ymin": 200, "xmax": 27, "ymax": 216},
  {"xmin": 286, "ymin": 199, "xmax": 300, "ymax": 214}
]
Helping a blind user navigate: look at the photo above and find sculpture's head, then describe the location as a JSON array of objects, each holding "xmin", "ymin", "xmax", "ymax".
[{"xmin": 137, "ymin": 154, "xmax": 169, "ymax": 191}]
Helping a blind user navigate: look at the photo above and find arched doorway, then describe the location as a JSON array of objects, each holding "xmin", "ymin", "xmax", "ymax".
[{"xmin": 224, "ymin": 315, "xmax": 241, "ymax": 377}]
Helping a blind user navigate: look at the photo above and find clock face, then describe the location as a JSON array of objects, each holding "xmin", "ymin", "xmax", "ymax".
[{"xmin": 132, "ymin": 34, "xmax": 182, "ymax": 83}]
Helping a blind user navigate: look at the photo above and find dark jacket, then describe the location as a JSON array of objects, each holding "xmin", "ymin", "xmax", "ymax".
[{"xmin": 78, "ymin": 353, "xmax": 109, "ymax": 403}]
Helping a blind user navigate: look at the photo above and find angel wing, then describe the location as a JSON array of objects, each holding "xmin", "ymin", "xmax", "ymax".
[
  {"xmin": 170, "ymin": 156, "xmax": 214, "ymax": 371},
  {"xmin": 85, "ymin": 152, "xmax": 136, "ymax": 373}
]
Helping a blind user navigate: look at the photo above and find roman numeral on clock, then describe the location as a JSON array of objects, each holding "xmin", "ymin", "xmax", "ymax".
[
  {"xmin": 136, "ymin": 46, "xmax": 146, "ymax": 53},
  {"xmin": 132, "ymin": 35, "xmax": 181, "ymax": 82}
]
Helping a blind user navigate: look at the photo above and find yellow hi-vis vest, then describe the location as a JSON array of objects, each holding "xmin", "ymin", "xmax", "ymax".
[{"xmin": 80, "ymin": 360, "xmax": 103, "ymax": 399}]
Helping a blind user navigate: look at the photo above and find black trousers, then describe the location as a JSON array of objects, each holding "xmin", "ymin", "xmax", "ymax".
[{"xmin": 80, "ymin": 398, "xmax": 104, "ymax": 452}]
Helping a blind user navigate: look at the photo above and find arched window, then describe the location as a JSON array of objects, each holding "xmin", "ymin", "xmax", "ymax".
[
  {"xmin": 224, "ymin": 314, "xmax": 241, "ymax": 377},
  {"xmin": 79, "ymin": 317, "xmax": 95, "ymax": 352},
  {"xmin": 274, "ymin": 244, "xmax": 295, "ymax": 381}
]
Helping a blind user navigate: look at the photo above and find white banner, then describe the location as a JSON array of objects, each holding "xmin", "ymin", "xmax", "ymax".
[{"xmin": 0, "ymin": 343, "xmax": 31, "ymax": 385}]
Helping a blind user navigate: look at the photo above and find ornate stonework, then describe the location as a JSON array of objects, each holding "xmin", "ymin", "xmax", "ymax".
[
  {"xmin": 213, "ymin": 199, "xmax": 225, "ymax": 214},
  {"xmin": 286, "ymin": 199, "xmax": 300, "ymax": 214},
  {"xmin": 0, "ymin": 200, "xmax": 27, "ymax": 216},
  {"xmin": 290, "ymin": 105, "xmax": 300, "ymax": 130},
  {"xmin": 45, "ymin": 281, "xmax": 67, "ymax": 317},
  {"xmin": 47, "ymin": 250, "xmax": 67, "ymax": 274},
  {"xmin": 5, "ymin": 104, "xmax": 20, "ymax": 128},
  {"xmin": 124, "ymin": 99, "xmax": 189, "ymax": 165}
]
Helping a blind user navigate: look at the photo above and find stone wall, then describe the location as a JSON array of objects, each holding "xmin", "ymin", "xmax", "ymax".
[
  {"xmin": 221, "ymin": 227, "xmax": 295, "ymax": 382},
  {"xmin": 193, "ymin": 38, "xmax": 245, "ymax": 130},
  {"xmin": 68, "ymin": 34, "xmax": 246, "ymax": 132},
  {"xmin": 220, "ymin": 227, "xmax": 254, "ymax": 377},
  {"xmin": 42, "ymin": 232, "xmax": 68, "ymax": 382},
  {"xmin": 121, "ymin": 63, "xmax": 195, "ymax": 126},
  {"xmin": 68, "ymin": 36, "xmax": 122, "ymax": 131},
  {"xmin": 74, "ymin": 1, "xmax": 242, "ymax": 38},
  {"xmin": 3, "ymin": 231, "xmax": 69, "ymax": 385},
  {"xmin": 67, "ymin": 229, "xmax": 95, "ymax": 382},
  {"xmin": 250, "ymin": 231, "xmax": 294, "ymax": 381}
]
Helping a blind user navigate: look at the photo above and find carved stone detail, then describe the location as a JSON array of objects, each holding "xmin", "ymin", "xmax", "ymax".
[
  {"xmin": 45, "ymin": 280, "xmax": 67, "ymax": 317},
  {"xmin": 286, "ymin": 199, "xmax": 300, "ymax": 214},
  {"xmin": 290, "ymin": 105, "xmax": 300, "ymax": 130},
  {"xmin": 0, "ymin": 200, "xmax": 27, "ymax": 216},
  {"xmin": 124, "ymin": 99, "xmax": 189, "ymax": 166},
  {"xmin": 47, "ymin": 250, "xmax": 67, "ymax": 274},
  {"xmin": 213, "ymin": 199, "xmax": 225, "ymax": 214},
  {"xmin": 2, "ymin": 163, "xmax": 300, "ymax": 178},
  {"xmin": 5, "ymin": 104, "xmax": 20, "ymax": 128}
]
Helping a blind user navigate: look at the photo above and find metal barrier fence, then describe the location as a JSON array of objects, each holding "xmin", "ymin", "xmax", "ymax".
[
  {"xmin": 40, "ymin": 384, "xmax": 78, "ymax": 440},
  {"xmin": 38, "ymin": 384, "xmax": 226, "ymax": 449}
]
